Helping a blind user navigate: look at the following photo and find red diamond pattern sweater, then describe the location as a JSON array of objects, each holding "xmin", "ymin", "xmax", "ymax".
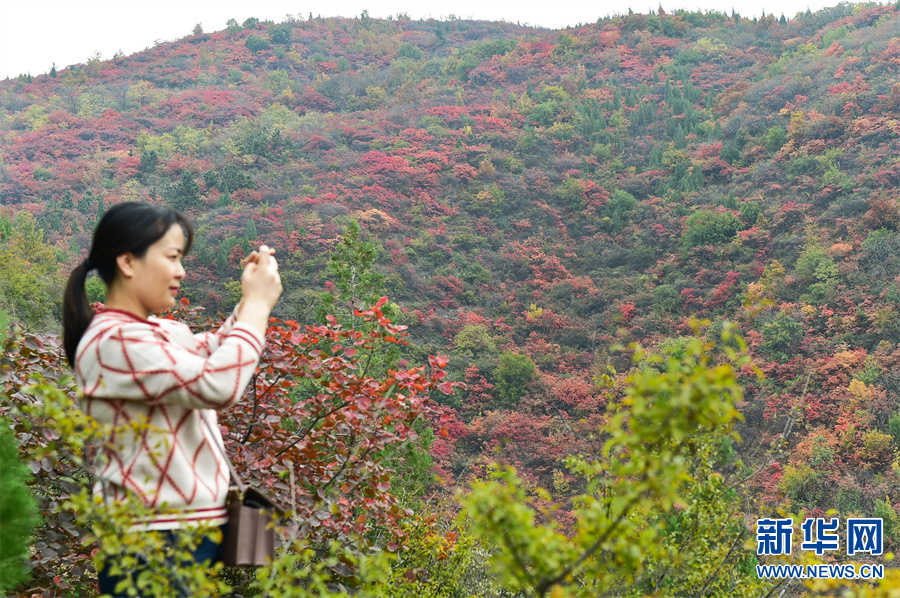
[{"xmin": 74, "ymin": 305, "xmax": 264, "ymax": 531}]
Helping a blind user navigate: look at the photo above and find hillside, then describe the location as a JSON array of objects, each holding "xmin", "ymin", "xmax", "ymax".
[{"xmin": 2, "ymin": 3, "xmax": 900, "ymax": 594}]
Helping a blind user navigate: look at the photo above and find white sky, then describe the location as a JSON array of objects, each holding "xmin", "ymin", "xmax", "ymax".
[{"xmin": 0, "ymin": 0, "xmax": 861, "ymax": 80}]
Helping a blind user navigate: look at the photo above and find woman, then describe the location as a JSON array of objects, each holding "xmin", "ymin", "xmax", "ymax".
[{"xmin": 62, "ymin": 202, "xmax": 282, "ymax": 595}]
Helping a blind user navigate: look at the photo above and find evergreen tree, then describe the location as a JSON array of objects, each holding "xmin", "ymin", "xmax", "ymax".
[
  {"xmin": 139, "ymin": 150, "xmax": 159, "ymax": 179},
  {"xmin": 95, "ymin": 195, "xmax": 105, "ymax": 225},
  {"xmin": 49, "ymin": 63, "xmax": 57, "ymax": 78},
  {"xmin": 316, "ymin": 219, "xmax": 391, "ymax": 331},
  {"xmin": 78, "ymin": 190, "xmax": 94, "ymax": 214},
  {"xmin": 245, "ymin": 218, "xmax": 258, "ymax": 241},
  {"xmin": 60, "ymin": 190, "xmax": 73, "ymax": 210},
  {"xmin": 0, "ymin": 411, "xmax": 39, "ymax": 594},
  {"xmin": 216, "ymin": 189, "xmax": 232, "ymax": 208},
  {"xmin": 174, "ymin": 171, "xmax": 201, "ymax": 211}
]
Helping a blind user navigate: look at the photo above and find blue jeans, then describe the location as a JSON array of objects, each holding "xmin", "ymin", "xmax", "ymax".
[{"xmin": 97, "ymin": 524, "xmax": 227, "ymax": 597}]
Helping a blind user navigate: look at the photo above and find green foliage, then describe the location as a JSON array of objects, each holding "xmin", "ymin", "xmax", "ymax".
[
  {"xmin": 602, "ymin": 189, "xmax": 638, "ymax": 232},
  {"xmin": 317, "ymin": 219, "xmax": 396, "ymax": 332},
  {"xmin": 0, "ymin": 408, "xmax": 39, "ymax": 593},
  {"xmin": 246, "ymin": 35, "xmax": 270, "ymax": 52},
  {"xmin": 85, "ymin": 275, "xmax": 107, "ymax": 303},
  {"xmin": 765, "ymin": 126, "xmax": 787, "ymax": 154},
  {"xmin": 889, "ymin": 411, "xmax": 900, "ymax": 448},
  {"xmin": 554, "ymin": 176, "xmax": 585, "ymax": 211},
  {"xmin": 875, "ymin": 498, "xmax": 900, "ymax": 547},
  {"xmin": 653, "ymin": 283, "xmax": 679, "ymax": 313},
  {"xmin": 0, "ymin": 212, "xmax": 63, "ymax": 329},
  {"xmin": 460, "ymin": 322, "xmax": 765, "ymax": 597},
  {"xmin": 760, "ymin": 310, "xmax": 804, "ymax": 362},
  {"xmin": 821, "ymin": 25, "xmax": 848, "ymax": 48},
  {"xmin": 398, "ymin": 44, "xmax": 423, "ymax": 60},
  {"xmin": 680, "ymin": 210, "xmax": 742, "ymax": 249},
  {"xmin": 780, "ymin": 464, "xmax": 824, "ymax": 507},
  {"xmin": 167, "ymin": 170, "xmax": 202, "ymax": 211},
  {"xmin": 139, "ymin": 149, "xmax": 159, "ymax": 178},
  {"xmin": 386, "ymin": 512, "xmax": 495, "ymax": 597},
  {"xmin": 33, "ymin": 166, "xmax": 52, "ymax": 181},
  {"xmin": 245, "ymin": 217, "xmax": 258, "ymax": 241},
  {"xmin": 739, "ymin": 201, "xmax": 760, "ymax": 226},
  {"xmin": 455, "ymin": 324, "xmax": 497, "ymax": 355},
  {"xmin": 494, "ymin": 352, "xmax": 535, "ymax": 407},
  {"xmin": 269, "ymin": 24, "xmax": 292, "ymax": 45}
]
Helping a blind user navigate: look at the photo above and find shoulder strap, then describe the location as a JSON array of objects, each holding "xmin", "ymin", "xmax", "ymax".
[{"xmin": 200, "ymin": 410, "xmax": 247, "ymax": 494}]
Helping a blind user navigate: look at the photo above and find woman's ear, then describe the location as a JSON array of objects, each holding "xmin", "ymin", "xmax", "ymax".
[{"xmin": 115, "ymin": 253, "xmax": 137, "ymax": 279}]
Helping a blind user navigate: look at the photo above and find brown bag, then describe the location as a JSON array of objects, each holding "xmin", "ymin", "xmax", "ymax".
[
  {"xmin": 220, "ymin": 486, "xmax": 283, "ymax": 566},
  {"xmin": 202, "ymin": 416, "xmax": 284, "ymax": 567}
]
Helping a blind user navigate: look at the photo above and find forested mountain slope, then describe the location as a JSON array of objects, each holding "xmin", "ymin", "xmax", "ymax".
[{"xmin": 2, "ymin": 3, "xmax": 900, "ymax": 589}]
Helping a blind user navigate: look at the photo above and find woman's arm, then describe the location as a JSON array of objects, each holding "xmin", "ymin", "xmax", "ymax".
[
  {"xmin": 194, "ymin": 242, "xmax": 280, "ymax": 354},
  {"xmin": 81, "ymin": 320, "xmax": 265, "ymax": 410},
  {"xmin": 235, "ymin": 245, "xmax": 281, "ymax": 336},
  {"xmin": 192, "ymin": 303, "xmax": 241, "ymax": 357}
]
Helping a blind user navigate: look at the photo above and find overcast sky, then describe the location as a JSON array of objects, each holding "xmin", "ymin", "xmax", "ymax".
[{"xmin": 0, "ymin": 0, "xmax": 862, "ymax": 80}]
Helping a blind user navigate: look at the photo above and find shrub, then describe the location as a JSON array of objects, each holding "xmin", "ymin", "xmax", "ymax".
[
  {"xmin": 680, "ymin": 210, "xmax": 742, "ymax": 249},
  {"xmin": 0, "ymin": 415, "xmax": 39, "ymax": 593},
  {"xmin": 246, "ymin": 35, "xmax": 269, "ymax": 52},
  {"xmin": 760, "ymin": 310, "xmax": 804, "ymax": 362},
  {"xmin": 494, "ymin": 352, "xmax": 536, "ymax": 407}
]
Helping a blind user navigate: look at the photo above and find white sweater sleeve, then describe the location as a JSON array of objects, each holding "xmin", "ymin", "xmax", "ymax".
[
  {"xmin": 83, "ymin": 320, "xmax": 264, "ymax": 410},
  {"xmin": 191, "ymin": 305, "xmax": 241, "ymax": 357}
]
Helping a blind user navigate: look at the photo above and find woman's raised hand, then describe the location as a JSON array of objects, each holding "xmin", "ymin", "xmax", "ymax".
[{"xmin": 236, "ymin": 245, "xmax": 282, "ymax": 335}]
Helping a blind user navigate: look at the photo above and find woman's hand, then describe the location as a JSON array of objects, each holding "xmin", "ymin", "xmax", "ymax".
[{"xmin": 236, "ymin": 245, "xmax": 282, "ymax": 335}]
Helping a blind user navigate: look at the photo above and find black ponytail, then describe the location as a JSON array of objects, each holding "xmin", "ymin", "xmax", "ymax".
[{"xmin": 62, "ymin": 202, "xmax": 194, "ymax": 368}]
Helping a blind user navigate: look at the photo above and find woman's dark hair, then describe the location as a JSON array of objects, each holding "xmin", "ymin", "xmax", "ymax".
[{"xmin": 63, "ymin": 202, "xmax": 194, "ymax": 367}]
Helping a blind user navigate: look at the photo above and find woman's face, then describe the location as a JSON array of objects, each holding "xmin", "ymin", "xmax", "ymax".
[{"xmin": 126, "ymin": 224, "xmax": 186, "ymax": 316}]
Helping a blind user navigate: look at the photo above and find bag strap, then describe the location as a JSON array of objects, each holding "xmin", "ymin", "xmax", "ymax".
[{"xmin": 200, "ymin": 410, "xmax": 248, "ymax": 494}]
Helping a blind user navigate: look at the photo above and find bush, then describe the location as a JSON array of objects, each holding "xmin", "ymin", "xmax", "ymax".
[
  {"xmin": 494, "ymin": 352, "xmax": 536, "ymax": 407},
  {"xmin": 680, "ymin": 210, "xmax": 742, "ymax": 249},
  {"xmin": 246, "ymin": 35, "xmax": 269, "ymax": 52},
  {"xmin": 739, "ymin": 202, "xmax": 761, "ymax": 226},
  {"xmin": 765, "ymin": 126, "xmax": 787, "ymax": 154},
  {"xmin": 0, "ymin": 415, "xmax": 39, "ymax": 594},
  {"xmin": 760, "ymin": 310, "xmax": 804, "ymax": 362}
]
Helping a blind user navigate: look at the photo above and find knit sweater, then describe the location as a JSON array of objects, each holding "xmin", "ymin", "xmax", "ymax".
[{"xmin": 74, "ymin": 304, "xmax": 265, "ymax": 531}]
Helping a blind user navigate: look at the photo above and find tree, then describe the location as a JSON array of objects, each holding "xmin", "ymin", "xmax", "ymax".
[
  {"xmin": 316, "ymin": 219, "xmax": 393, "ymax": 331},
  {"xmin": 60, "ymin": 190, "xmax": 73, "ymax": 210},
  {"xmin": 0, "ymin": 212, "xmax": 64, "ymax": 329},
  {"xmin": 244, "ymin": 217, "xmax": 258, "ymax": 241},
  {"xmin": 78, "ymin": 190, "xmax": 94, "ymax": 214},
  {"xmin": 95, "ymin": 195, "xmax": 105, "ymax": 225},
  {"xmin": 681, "ymin": 210, "xmax": 742, "ymax": 249},
  {"xmin": 460, "ymin": 322, "xmax": 770, "ymax": 597},
  {"xmin": 269, "ymin": 24, "xmax": 292, "ymax": 45},
  {"xmin": 139, "ymin": 150, "xmax": 158, "ymax": 179},
  {"xmin": 246, "ymin": 35, "xmax": 269, "ymax": 52},
  {"xmin": 0, "ymin": 316, "xmax": 39, "ymax": 594},
  {"xmin": 494, "ymin": 352, "xmax": 536, "ymax": 408},
  {"xmin": 765, "ymin": 126, "xmax": 787, "ymax": 155},
  {"xmin": 171, "ymin": 171, "xmax": 201, "ymax": 211}
]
